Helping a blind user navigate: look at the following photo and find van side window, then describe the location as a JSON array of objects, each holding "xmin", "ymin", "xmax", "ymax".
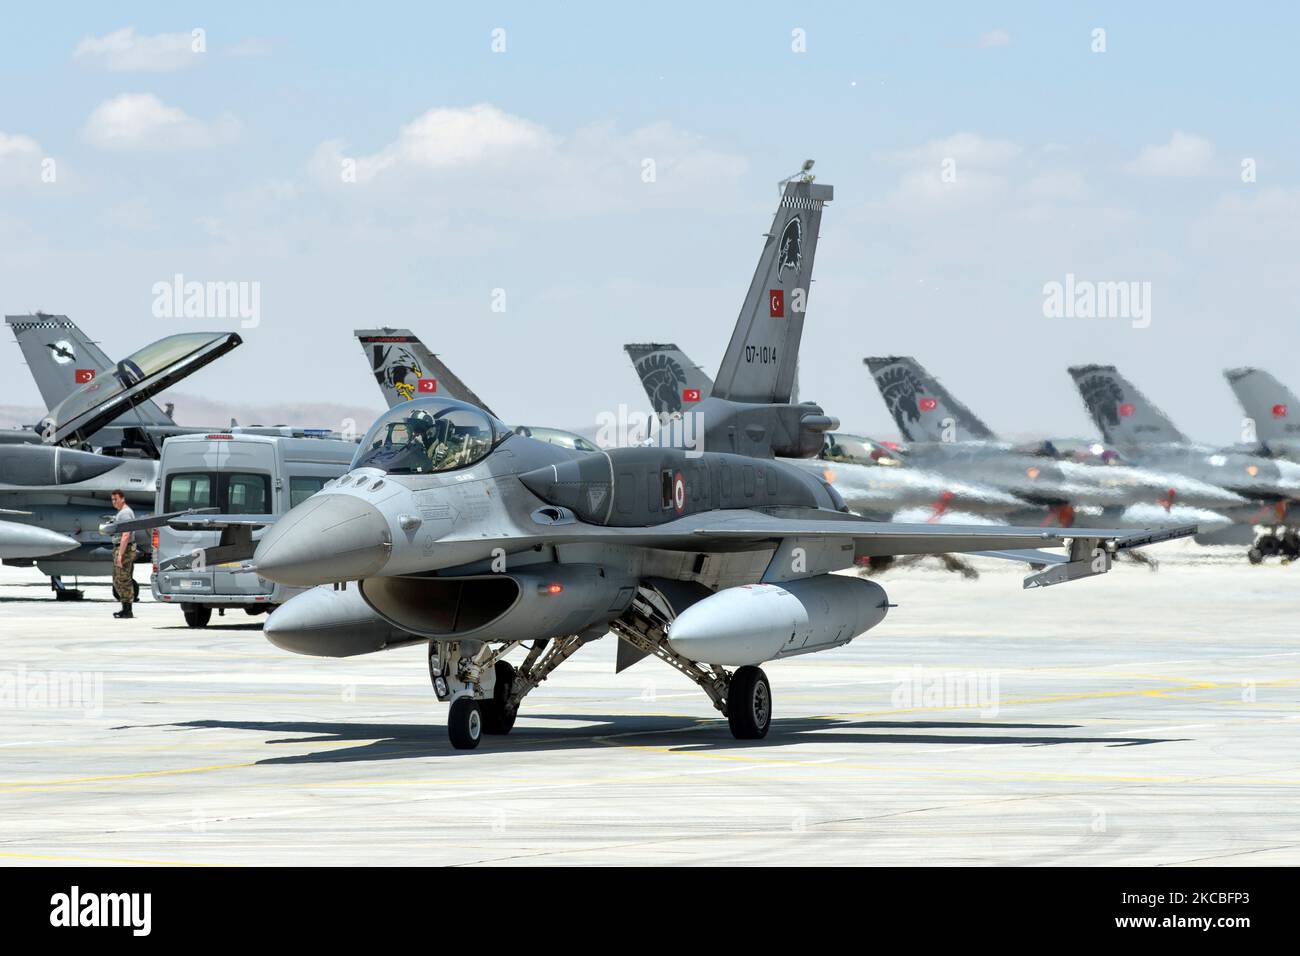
[
  {"xmin": 165, "ymin": 472, "xmax": 214, "ymax": 511},
  {"xmin": 226, "ymin": 473, "xmax": 271, "ymax": 514},
  {"xmin": 290, "ymin": 476, "xmax": 331, "ymax": 508}
]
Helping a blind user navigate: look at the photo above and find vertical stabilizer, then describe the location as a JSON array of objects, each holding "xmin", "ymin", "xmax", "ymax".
[
  {"xmin": 355, "ymin": 328, "xmax": 497, "ymax": 418},
  {"xmin": 1224, "ymin": 367, "xmax": 1300, "ymax": 447},
  {"xmin": 864, "ymin": 356, "xmax": 997, "ymax": 443},
  {"xmin": 711, "ymin": 178, "xmax": 832, "ymax": 404},
  {"xmin": 1068, "ymin": 364, "xmax": 1187, "ymax": 445},
  {"xmin": 624, "ymin": 343, "xmax": 714, "ymax": 415}
]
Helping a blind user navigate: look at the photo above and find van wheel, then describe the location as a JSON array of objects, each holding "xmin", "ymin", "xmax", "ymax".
[{"xmin": 183, "ymin": 606, "xmax": 212, "ymax": 628}]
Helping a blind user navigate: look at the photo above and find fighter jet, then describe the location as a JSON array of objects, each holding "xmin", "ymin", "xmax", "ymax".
[
  {"xmin": 625, "ymin": 342, "xmax": 1028, "ymax": 524},
  {"xmin": 112, "ymin": 177, "xmax": 1192, "ymax": 750},
  {"xmin": 866, "ymin": 356, "xmax": 1244, "ymax": 533},
  {"xmin": 1070, "ymin": 364, "xmax": 1300, "ymax": 561},
  {"xmin": 1224, "ymin": 367, "xmax": 1300, "ymax": 462},
  {"xmin": 7, "ymin": 314, "xmax": 350, "ymax": 455},
  {"xmin": 0, "ymin": 330, "xmax": 241, "ymax": 595}
]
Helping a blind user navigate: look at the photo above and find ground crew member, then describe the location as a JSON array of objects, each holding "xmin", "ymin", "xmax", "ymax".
[{"xmin": 110, "ymin": 489, "xmax": 136, "ymax": 619}]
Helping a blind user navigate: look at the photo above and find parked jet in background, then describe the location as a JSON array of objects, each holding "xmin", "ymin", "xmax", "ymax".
[
  {"xmin": 1069, "ymin": 364, "xmax": 1300, "ymax": 561},
  {"xmin": 866, "ymin": 356, "xmax": 1241, "ymax": 533},
  {"xmin": 624, "ymin": 342, "xmax": 1028, "ymax": 524},
  {"xmin": 1224, "ymin": 367, "xmax": 1300, "ymax": 462}
]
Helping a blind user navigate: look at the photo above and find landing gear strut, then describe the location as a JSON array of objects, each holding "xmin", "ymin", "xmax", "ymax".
[{"xmin": 429, "ymin": 634, "xmax": 601, "ymax": 749}]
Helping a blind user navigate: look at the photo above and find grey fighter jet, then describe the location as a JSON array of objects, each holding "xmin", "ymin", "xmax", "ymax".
[
  {"xmin": 0, "ymin": 330, "xmax": 241, "ymax": 594},
  {"xmin": 1069, "ymin": 364, "xmax": 1300, "ymax": 561},
  {"xmin": 111, "ymin": 178, "xmax": 1193, "ymax": 750},
  {"xmin": 867, "ymin": 356, "xmax": 1244, "ymax": 533},
  {"xmin": 625, "ymin": 342, "xmax": 1028, "ymax": 523}
]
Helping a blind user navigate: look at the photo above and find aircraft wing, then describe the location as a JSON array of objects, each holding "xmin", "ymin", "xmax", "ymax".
[{"xmin": 670, "ymin": 512, "xmax": 1195, "ymax": 588}]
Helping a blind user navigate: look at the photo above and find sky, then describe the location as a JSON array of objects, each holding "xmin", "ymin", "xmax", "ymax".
[{"xmin": 2, "ymin": 2, "xmax": 1298, "ymax": 441}]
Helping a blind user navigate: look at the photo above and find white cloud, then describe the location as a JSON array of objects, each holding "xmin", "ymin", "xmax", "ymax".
[
  {"xmin": 315, "ymin": 104, "xmax": 550, "ymax": 183},
  {"xmin": 309, "ymin": 104, "xmax": 745, "ymax": 216},
  {"xmin": 82, "ymin": 94, "xmax": 236, "ymax": 151},
  {"xmin": 73, "ymin": 27, "xmax": 204, "ymax": 72},
  {"xmin": 979, "ymin": 29, "xmax": 1012, "ymax": 48},
  {"xmin": 0, "ymin": 131, "xmax": 44, "ymax": 185},
  {"xmin": 1127, "ymin": 131, "xmax": 1215, "ymax": 177},
  {"xmin": 897, "ymin": 132, "xmax": 1021, "ymax": 167},
  {"xmin": 889, "ymin": 133, "xmax": 1021, "ymax": 207}
]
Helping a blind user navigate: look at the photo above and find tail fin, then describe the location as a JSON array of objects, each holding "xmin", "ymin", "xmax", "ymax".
[
  {"xmin": 863, "ymin": 356, "xmax": 997, "ymax": 443},
  {"xmin": 355, "ymin": 328, "xmax": 497, "ymax": 418},
  {"xmin": 1067, "ymin": 364, "xmax": 1186, "ymax": 445},
  {"xmin": 5, "ymin": 313, "xmax": 174, "ymax": 424},
  {"xmin": 711, "ymin": 178, "xmax": 833, "ymax": 403},
  {"xmin": 624, "ymin": 343, "xmax": 714, "ymax": 415},
  {"xmin": 1224, "ymin": 367, "xmax": 1300, "ymax": 446}
]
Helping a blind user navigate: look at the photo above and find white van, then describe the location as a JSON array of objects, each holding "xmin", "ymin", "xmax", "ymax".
[{"xmin": 152, "ymin": 433, "xmax": 355, "ymax": 627}]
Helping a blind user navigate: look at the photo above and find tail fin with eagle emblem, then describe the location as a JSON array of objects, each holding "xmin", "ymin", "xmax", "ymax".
[{"xmin": 354, "ymin": 328, "xmax": 497, "ymax": 418}]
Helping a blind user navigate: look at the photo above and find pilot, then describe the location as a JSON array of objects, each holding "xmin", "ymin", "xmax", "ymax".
[{"xmin": 109, "ymin": 489, "xmax": 137, "ymax": 619}]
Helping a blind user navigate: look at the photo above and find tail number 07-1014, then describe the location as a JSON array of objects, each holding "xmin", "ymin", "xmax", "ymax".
[{"xmin": 744, "ymin": 345, "xmax": 777, "ymax": 365}]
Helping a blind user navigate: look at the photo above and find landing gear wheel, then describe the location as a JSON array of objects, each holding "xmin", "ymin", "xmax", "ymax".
[
  {"xmin": 727, "ymin": 665, "xmax": 772, "ymax": 740},
  {"xmin": 183, "ymin": 605, "xmax": 212, "ymax": 628},
  {"xmin": 480, "ymin": 660, "xmax": 518, "ymax": 735},
  {"xmin": 1247, "ymin": 547, "xmax": 1263, "ymax": 565},
  {"xmin": 448, "ymin": 697, "xmax": 483, "ymax": 750}
]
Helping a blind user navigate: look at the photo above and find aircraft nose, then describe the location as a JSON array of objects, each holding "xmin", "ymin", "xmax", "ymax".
[{"xmin": 254, "ymin": 494, "xmax": 391, "ymax": 587}]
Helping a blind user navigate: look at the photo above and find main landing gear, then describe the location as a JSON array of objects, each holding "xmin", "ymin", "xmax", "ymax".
[
  {"xmin": 1247, "ymin": 528, "xmax": 1300, "ymax": 565},
  {"xmin": 429, "ymin": 584, "xmax": 778, "ymax": 750}
]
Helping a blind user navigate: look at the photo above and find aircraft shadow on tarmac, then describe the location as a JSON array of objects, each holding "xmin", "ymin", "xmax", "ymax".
[{"xmin": 157, "ymin": 717, "xmax": 1187, "ymax": 765}]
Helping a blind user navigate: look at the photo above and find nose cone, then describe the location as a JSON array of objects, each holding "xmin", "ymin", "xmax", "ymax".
[{"xmin": 254, "ymin": 494, "xmax": 391, "ymax": 587}]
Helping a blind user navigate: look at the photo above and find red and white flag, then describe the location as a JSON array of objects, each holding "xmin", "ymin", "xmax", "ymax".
[
  {"xmin": 682, "ymin": 388, "xmax": 701, "ymax": 403},
  {"xmin": 74, "ymin": 369, "xmax": 95, "ymax": 384},
  {"xmin": 769, "ymin": 289, "xmax": 784, "ymax": 318},
  {"xmin": 918, "ymin": 397, "xmax": 938, "ymax": 412},
  {"xmin": 1118, "ymin": 403, "xmax": 1135, "ymax": 417},
  {"xmin": 418, "ymin": 379, "xmax": 437, "ymax": 393}
]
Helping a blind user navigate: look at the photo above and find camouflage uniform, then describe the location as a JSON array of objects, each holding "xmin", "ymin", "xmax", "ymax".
[
  {"xmin": 113, "ymin": 543, "xmax": 137, "ymax": 602},
  {"xmin": 112, "ymin": 503, "xmax": 137, "ymax": 604}
]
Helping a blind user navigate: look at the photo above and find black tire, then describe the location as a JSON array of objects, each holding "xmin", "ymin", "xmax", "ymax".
[
  {"xmin": 727, "ymin": 665, "xmax": 772, "ymax": 740},
  {"xmin": 481, "ymin": 660, "xmax": 518, "ymax": 735},
  {"xmin": 183, "ymin": 605, "xmax": 212, "ymax": 628},
  {"xmin": 448, "ymin": 697, "xmax": 483, "ymax": 750},
  {"xmin": 1247, "ymin": 548, "xmax": 1264, "ymax": 565}
]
